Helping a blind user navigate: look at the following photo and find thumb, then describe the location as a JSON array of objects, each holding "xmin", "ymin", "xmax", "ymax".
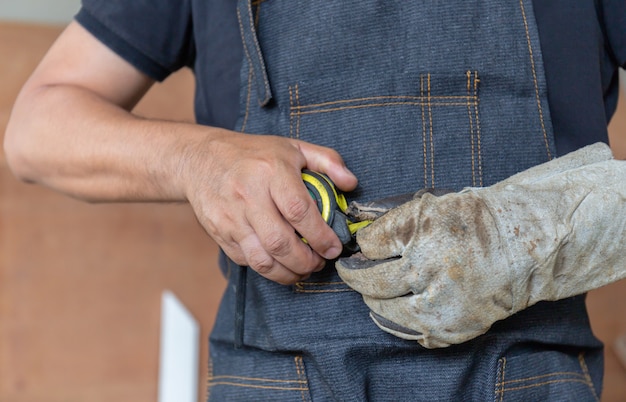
[
  {"xmin": 357, "ymin": 198, "xmax": 421, "ymax": 260},
  {"xmin": 295, "ymin": 140, "xmax": 358, "ymax": 192}
]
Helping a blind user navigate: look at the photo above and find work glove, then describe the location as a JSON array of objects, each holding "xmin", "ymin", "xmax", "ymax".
[{"xmin": 336, "ymin": 142, "xmax": 626, "ymax": 348}]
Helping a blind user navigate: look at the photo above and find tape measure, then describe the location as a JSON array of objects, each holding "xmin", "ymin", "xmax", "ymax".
[{"xmin": 301, "ymin": 170, "xmax": 371, "ymax": 251}]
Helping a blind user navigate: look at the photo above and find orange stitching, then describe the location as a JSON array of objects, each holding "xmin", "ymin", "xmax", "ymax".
[
  {"xmin": 236, "ymin": 0, "xmax": 270, "ymax": 105},
  {"xmin": 427, "ymin": 73, "xmax": 435, "ymax": 187},
  {"xmin": 519, "ymin": 0, "xmax": 552, "ymax": 160},
  {"xmin": 289, "ymin": 85, "xmax": 294, "ymax": 138},
  {"xmin": 210, "ymin": 374, "xmax": 306, "ymax": 384},
  {"xmin": 294, "ymin": 357, "xmax": 303, "ymax": 379},
  {"xmin": 295, "ymin": 288, "xmax": 356, "ymax": 294},
  {"xmin": 292, "ymin": 95, "xmax": 474, "ymax": 110},
  {"xmin": 206, "ymin": 355, "xmax": 214, "ymax": 400},
  {"xmin": 466, "ymin": 71, "xmax": 477, "ymax": 187},
  {"xmin": 207, "ymin": 381, "xmax": 309, "ymax": 391},
  {"xmin": 208, "ymin": 369, "xmax": 309, "ymax": 392},
  {"xmin": 496, "ymin": 378, "xmax": 594, "ymax": 393},
  {"xmin": 472, "ymin": 71, "xmax": 483, "ymax": 186},
  {"xmin": 244, "ymin": 0, "xmax": 270, "ymax": 102},
  {"xmin": 294, "ymin": 356, "xmax": 311, "ymax": 402},
  {"xmin": 236, "ymin": 7, "xmax": 254, "ymax": 133},
  {"xmin": 494, "ymin": 357, "xmax": 507, "ymax": 402},
  {"xmin": 496, "ymin": 371, "xmax": 587, "ymax": 386},
  {"xmin": 242, "ymin": 67, "xmax": 253, "ymax": 132},
  {"xmin": 294, "ymin": 357, "xmax": 304, "ymax": 401},
  {"xmin": 421, "ymin": 75, "xmax": 428, "ymax": 187},
  {"xmin": 295, "ymin": 84, "xmax": 301, "ymax": 139},
  {"xmin": 288, "ymin": 72, "xmax": 484, "ymax": 190},
  {"xmin": 495, "ymin": 359, "xmax": 603, "ymax": 396},
  {"xmin": 294, "ymin": 281, "xmax": 355, "ymax": 293},
  {"xmin": 499, "ymin": 357, "xmax": 506, "ymax": 402},
  {"xmin": 290, "ymin": 102, "xmax": 469, "ymax": 115},
  {"xmin": 578, "ymin": 352, "xmax": 600, "ymax": 402}
]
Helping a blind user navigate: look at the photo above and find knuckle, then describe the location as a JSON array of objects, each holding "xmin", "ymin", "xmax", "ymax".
[
  {"xmin": 263, "ymin": 232, "xmax": 292, "ymax": 257},
  {"xmin": 248, "ymin": 251, "xmax": 275, "ymax": 275},
  {"xmin": 282, "ymin": 196, "xmax": 312, "ymax": 224}
]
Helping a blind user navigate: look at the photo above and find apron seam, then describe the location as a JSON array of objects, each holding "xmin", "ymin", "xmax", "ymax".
[
  {"xmin": 427, "ymin": 73, "xmax": 436, "ymax": 187},
  {"xmin": 289, "ymin": 85, "xmax": 294, "ymax": 138},
  {"xmin": 519, "ymin": 0, "xmax": 552, "ymax": 160},
  {"xmin": 495, "ymin": 357, "xmax": 506, "ymax": 402},
  {"xmin": 472, "ymin": 71, "xmax": 484, "ymax": 186},
  {"xmin": 295, "ymin": 356, "xmax": 312, "ymax": 402},
  {"xmin": 237, "ymin": 0, "xmax": 272, "ymax": 106},
  {"xmin": 236, "ymin": 4, "xmax": 256, "ymax": 132},
  {"xmin": 421, "ymin": 75, "xmax": 428, "ymax": 187},
  {"xmin": 296, "ymin": 84, "xmax": 301, "ymax": 139},
  {"xmin": 578, "ymin": 351, "xmax": 600, "ymax": 402}
]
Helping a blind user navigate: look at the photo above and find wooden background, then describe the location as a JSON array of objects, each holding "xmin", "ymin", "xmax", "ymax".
[{"xmin": 1, "ymin": 22, "xmax": 625, "ymax": 402}]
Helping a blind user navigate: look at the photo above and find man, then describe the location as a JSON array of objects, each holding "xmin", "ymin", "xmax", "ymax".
[{"xmin": 5, "ymin": 1, "xmax": 626, "ymax": 400}]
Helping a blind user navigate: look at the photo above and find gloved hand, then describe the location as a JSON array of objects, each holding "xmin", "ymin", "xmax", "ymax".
[{"xmin": 336, "ymin": 142, "xmax": 626, "ymax": 348}]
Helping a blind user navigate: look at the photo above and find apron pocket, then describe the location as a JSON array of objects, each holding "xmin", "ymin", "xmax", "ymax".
[
  {"xmin": 494, "ymin": 349, "xmax": 601, "ymax": 402},
  {"xmin": 292, "ymin": 262, "xmax": 354, "ymax": 294},
  {"xmin": 287, "ymin": 71, "xmax": 485, "ymax": 201},
  {"xmin": 208, "ymin": 346, "xmax": 312, "ymax": 402}
]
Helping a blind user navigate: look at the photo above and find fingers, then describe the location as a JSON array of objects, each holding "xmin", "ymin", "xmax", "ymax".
[
  {"xmin": 356, "ymin": 199, "xmax": 420, "ymax": 260},
  {"xmin": 296, "ymin": 140, "xmax": 358, "ymax": 192},
  {"xmin": 216, "ymin": 171, "xmax": 336, "ymax": 285},
  {"xmin": 237, "ymin": 232, "xmax": 318, "ymax": 285},
  {"xmin": 365, "ymin": 296, "xmax": 451, "ymax": 348},
  {"xmin": 187, "ymin": 134, "xmax": 360, "ymax": 285},
  {"xmin": 369, "ymin": 311, "xmax": 423, "ymax": 341},
  {"xmin": 217, "ymin": 219, "xmax": 325, "ymax": 285},
  {"xmin": 245, "ymin": 188, "xmax": 330, "ymax": 278},
  {"xmin": 362, "ymin": 295, "xmax": 429, "ymax": 343},
  {"xmin": 240, "ymin": 139, "xmax": 358, "ymax": 279},
  {"xmin": 269, "ymin": 172, "xmax": 344, "ymax": 259},
  {"xmin": 363, "ymin": 294, "xmax": 485, "ymax": 348},
  {"xmin": 335, "ymin": 255, "xmax": 417, "ymax": 298}
]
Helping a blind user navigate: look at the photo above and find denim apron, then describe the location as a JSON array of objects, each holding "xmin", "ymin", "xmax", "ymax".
[{"xmin": 208, "ymin": 1, "xmax": 604, "ymax": 400}]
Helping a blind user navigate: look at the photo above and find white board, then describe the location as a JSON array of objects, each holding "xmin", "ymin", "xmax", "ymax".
[{"xmin": 158, "ymin": 290, "xmax": 200, "ymax": 402}]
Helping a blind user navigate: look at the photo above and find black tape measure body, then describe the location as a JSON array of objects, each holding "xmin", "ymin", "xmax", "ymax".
[{"xmin": 301, "ymin": 170, "xmax": 371, "ymax": 250}]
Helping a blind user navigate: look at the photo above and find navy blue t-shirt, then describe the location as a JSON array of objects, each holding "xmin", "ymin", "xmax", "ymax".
[{"xmin": 75, "ymin": 0, "xmax": 626, "ymax": 156}]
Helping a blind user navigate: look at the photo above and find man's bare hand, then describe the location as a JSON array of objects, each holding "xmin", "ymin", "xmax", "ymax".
[{"xmin": 180, "ymin": 132, "xmax": 357, "ymax": 284}]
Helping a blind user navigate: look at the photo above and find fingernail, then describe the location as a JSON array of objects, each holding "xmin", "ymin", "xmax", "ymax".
[{"xmin": 324, "ymin": 246, "xmax": 342, "ymax": 260}]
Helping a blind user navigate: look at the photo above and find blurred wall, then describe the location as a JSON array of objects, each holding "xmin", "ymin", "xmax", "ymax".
[
  {"xmin": 0, "ymin": 0, "xmax": 80, "ymax": 25},
  {"xmin": 0, "ymin": 22, "xmax": 223, "ymax": 402}
]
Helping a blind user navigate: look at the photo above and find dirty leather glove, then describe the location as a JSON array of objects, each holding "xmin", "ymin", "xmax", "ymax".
[{"xmin": 336, "ymin": 142, "xmax": 626, "ymax": 348}]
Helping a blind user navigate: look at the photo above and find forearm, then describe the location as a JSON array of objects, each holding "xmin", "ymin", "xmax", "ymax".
[
  {"xmin": 4, "ymin": 20, "xmax": 358, "ymax": 285},
  {"xmin": 5, "ymin": 82, "xmax": 219, "ymax": 203}
]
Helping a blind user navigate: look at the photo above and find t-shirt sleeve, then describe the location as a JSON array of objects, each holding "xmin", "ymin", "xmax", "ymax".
[
  {"xmin": 602, "ymin": 0, "xmax": 626, "ymax": 68},
  {"xmin": 75, "ymin": 0, "xmax": 195, "ymax": 81}
]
